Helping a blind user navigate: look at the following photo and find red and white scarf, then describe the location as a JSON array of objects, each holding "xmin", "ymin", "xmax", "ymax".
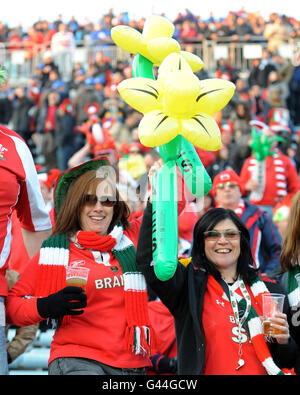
[
  {"xmin": 207, "ymin": 275, "xmax": 285, "ymax": 375},
  {"xmin": 36, "ymin": 224, "xmax": 154, "ymax": 356}
]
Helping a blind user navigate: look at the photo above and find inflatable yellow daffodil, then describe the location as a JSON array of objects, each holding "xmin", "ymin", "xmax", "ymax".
[
  {"xmin": 118, "ymin": 53, "xmax": 235, "ymax": 150},
  {"xmin": 111, "ymin": 14, "xmax": 203, "ymax": 72}
]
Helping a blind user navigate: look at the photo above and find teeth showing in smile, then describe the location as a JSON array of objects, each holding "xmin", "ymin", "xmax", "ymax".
[
  {"xmin": 91, "ymin": 216, "xmax": 105, "ymax": 220},
  {"xmin": 216, "ymin": 249, "xmax": 231, "ymax": 253}
]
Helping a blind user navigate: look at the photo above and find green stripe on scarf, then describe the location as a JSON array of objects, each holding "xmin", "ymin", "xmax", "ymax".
[
  {"xmin": 36, "ymin": 225, "xmax": 153, "ymax": 356},
  {"xmin": 287, "ymin": 266, "xmax": 300, "ymax": 307}
]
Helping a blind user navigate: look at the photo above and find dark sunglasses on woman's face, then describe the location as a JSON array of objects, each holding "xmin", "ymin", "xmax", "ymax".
[
  {"xmin": 203, "ymin": 230, "xmax": 241, "ymax": 241},
  {"xmin": 83, "ymin": 194, "xmax": 116, "ymax": 207}
]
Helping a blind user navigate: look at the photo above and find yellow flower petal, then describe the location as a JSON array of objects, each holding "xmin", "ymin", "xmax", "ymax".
[
  {"xmin": 162, "ymin": 71, "xmax": 200, "ymax": 117},
  {"xmin": 195, "ymin": 79, "xmax": 235, "ymax": 115},
  {"xmin": 180, "ymin": 51, "xmax": 204, "ymax": 72},
  {"xmin": 158, "ymin": 52, "xmax": 192, "ymax": 74},
  {"xmin": 147, "ymin": 37, "xmax": 181, "ymax": 64},
  {"xmin": 111, "ymin": 26, "xmax": 144, "ymax": 54},
  {"xmin": 180, "ymin": 113, "xmax": 221, "ymax": 151},
  {"xmin": 142, "ymin": 15, "xmax": 174, "ymax": 41},
  {"xmin": 117, "ymin": 78, "xmax": 161, "ymax": 113},
  {"xmin": 157, "ymin": 53, "xmax": 192, "ymax": 90},
  {"xmin": 139, "ymin": 110, "xmax": 179, "ymax": 147}
]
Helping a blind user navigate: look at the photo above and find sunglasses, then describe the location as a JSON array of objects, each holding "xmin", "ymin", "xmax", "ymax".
[
  {"xmin": 216, "ymin": 182, "xmax": 238, "ymax": 190},
  {"xmin": 83, "ymin": 194, "xmax": 116, "ymax": 207},
  {"xmin": 204, "ymin": 230, "xmax": 241, "ymax": 241}
]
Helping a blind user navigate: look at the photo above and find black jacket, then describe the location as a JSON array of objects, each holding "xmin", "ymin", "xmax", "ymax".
[
  {"xmin": 136, "ymin": 202, "xmax": 299, "ymax": 375},
  {"xmin": 10, "ymin": 97, "xmax": 33, "ymax": 133}
]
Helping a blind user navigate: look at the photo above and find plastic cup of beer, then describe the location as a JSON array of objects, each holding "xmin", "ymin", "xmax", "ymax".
[
  {"xmin": 262, "ymin": 293, "xmax": 285, "ymax": 336},
  {"xmin": 66, "ymin": 266, "xmax": 89, "ymax": 291},
  {"xmin": 66, "ymin": 266, "xmax": 89, "ymax": 310}
]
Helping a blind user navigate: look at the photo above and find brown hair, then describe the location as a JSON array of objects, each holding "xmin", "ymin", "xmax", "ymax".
[
  {"xmin": 52, "ymin": 170, "xmax": 130, "ymax": 237},
  {"xmin": 280, "ymin": 191, "xmax": 300, "ymax": 271}
]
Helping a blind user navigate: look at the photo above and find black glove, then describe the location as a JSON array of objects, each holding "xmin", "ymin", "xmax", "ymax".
[
  {"xmin": 151, "ymin": 354, "xmax": 177, "ymax": 374},
  {"xmin": 37, "ymin": 286, "xmax": 87, "ymax": 319},
  {"xmin": 158, "ymin": 356, "xmax": 177, "ymax": 373}
]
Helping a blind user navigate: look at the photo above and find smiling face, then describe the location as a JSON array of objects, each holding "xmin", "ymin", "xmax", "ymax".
[
  {"xmin": 79, "ymin": 180, "xmax": 115, "ymax": 236},
  {"xmin": 204, "ymin": 218, "xmax": 241, "ymax": 280}
]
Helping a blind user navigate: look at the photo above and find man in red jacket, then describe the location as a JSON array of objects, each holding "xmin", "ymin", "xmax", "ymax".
[{"xmin": 239, "ymin": 142, "xmax": 300, "ymax": 218}]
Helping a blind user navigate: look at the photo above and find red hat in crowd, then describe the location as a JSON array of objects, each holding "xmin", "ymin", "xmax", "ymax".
[{"xmin": 212, "ymin": 169, "xmax": 243, "ymax": 196}]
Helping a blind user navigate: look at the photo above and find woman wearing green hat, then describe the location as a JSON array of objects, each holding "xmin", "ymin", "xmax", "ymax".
[{"xmin": 6, "ymin": 158, "xmax": 154, "ymax": 375}]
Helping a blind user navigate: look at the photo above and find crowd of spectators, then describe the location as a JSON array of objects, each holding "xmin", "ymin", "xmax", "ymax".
[
  {"xmin": 0, "ymin": 8, "xmax": 299, "ymax": 208},
  {"xmin": 0, "ymin": 7, "xmax": 300, "ymax": 54},
  {"xmin": 1, "ymin": 9, "xmax": 300, "ymax": 374}
]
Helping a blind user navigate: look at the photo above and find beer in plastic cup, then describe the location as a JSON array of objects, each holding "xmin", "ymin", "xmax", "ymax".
[
  {"xmin": 66, "ymin": 266, "xmax": 89, "ymax": 310},
  {"xmin": 262, "ymin": 293, "xmax": 285, "ymax": 336}
]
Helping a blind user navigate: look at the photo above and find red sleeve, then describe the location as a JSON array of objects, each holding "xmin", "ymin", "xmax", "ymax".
[
  {"xmin": 6, "ymin": 253, "xmax": 43, "ymax": 326},
  {"xmin": 8, "ymin": 211, "xmax": 30, "ymax": 275},
  {"xmin": 239, "ymin": 158, "xmax": 252, "ymax": 196}
]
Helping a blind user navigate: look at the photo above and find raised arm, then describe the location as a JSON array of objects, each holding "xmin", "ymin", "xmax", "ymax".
[{"xmin": 136, "ymin": 201, "xmax": 188, "ymax": 315}]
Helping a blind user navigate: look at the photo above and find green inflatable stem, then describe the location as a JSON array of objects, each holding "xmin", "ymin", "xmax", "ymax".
[
  {"xmin": 132, "ymin": 51, "xmax": 212, "ymax": 281},
  {"xmin": 152, "ymin": 161, "xmax": 178, "ymax": 281},
  {"xmin": 176, "ymin": 136, "xmax": 212, "ymax": 198},
  {"xmin": 132, "ymin": 53, "xmax": 155, "ymax": 79}
]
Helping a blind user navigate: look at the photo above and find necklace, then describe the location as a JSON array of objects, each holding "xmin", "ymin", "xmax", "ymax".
[{"xmin": 227, "ymin": 277, "xmax": 252, "ymax": 370}]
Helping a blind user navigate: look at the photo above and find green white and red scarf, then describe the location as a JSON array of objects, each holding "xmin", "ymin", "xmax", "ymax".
[
  {"xmin": 35, "ymin": 223, "xmax": 153, "ymax": 356},
  {"xmin": 209, "ymin": 274, "xmax": 285, "ymax": 375}
]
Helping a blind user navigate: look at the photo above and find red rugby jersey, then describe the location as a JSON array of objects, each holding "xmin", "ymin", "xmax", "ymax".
[{"xmin": 0, "ymin": 125, "xmax": 51, "ymax": 295}]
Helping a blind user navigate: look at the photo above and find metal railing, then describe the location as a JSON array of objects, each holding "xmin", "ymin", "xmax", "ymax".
[
  {"xmin": 7, "ymin": 328, "xmax": 54, "ymax": 375},
  {"xmin": 1, "ymin": 37, "xmax": 299, "ymax": 86}
]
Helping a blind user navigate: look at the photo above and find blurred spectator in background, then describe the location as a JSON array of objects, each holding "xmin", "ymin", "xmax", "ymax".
[
  {"xmin": 229, "ymin": 101, "xmax": 252, "ymax": 143},
  {"xmin": 51, "ymin": 23, "xmax": 75, "ymax": 81},
  {"xmin": 207, "ymin": 145, "xmax": 235, "ymax": 180},
  {"xmin": 10, "ymin": 87, "xmax": 33, "ymax": 147},
  {"xmin": 248, "ymin": 84, "xmax": 268, "ymax": 122},
  {"xmin": 23, "ymin": 26, "xmax": 44, "ymax": 74},
  {"xmin": 0, "ymin": 21, "xmax": 9, "ymax": 42},
  {"xmin": 263, "ymin": 14, "xmax": 290, "ymax": 53},
  {"xmin": 8, "ymin": 29, "xmax": 22, "ymax": 51},
  {"xmin": 240, "ymin": 129, "xmax": 300, "ymax": 216},
  {"xmin": 0, "ymin": 81, "xmax": 12, "ymax": 125},
  {"xmin": 287, "ymin": 53, "xmax": 300, "ymax": 127},
  {"xmin": 36, "ymin": 90, "xmax": 60, "ymax": 170},
  {"xmin": 73, "ymin": 77, "xmax": 100, "ymax": 125},
  {"xmin": 89, "ymin": 51, "xmax": 111, "ymax": 80},
  {"xmin": 109, "ymin": 109, "xmax": 141, "ymax": 150},
  {"xmin": 40, "ymin": 51, "xmax": 59, "ymax": 88},
  {"xmin": 55, "ymin": 98, "xmax": 76, "ymax": 171},
  {"xmin": 232, "ymin": 16, "xmax": 254, "ymax": 41},
  {"xmin": 265, "ymin": 70, "xmax": 289, "ymax": 111}
]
